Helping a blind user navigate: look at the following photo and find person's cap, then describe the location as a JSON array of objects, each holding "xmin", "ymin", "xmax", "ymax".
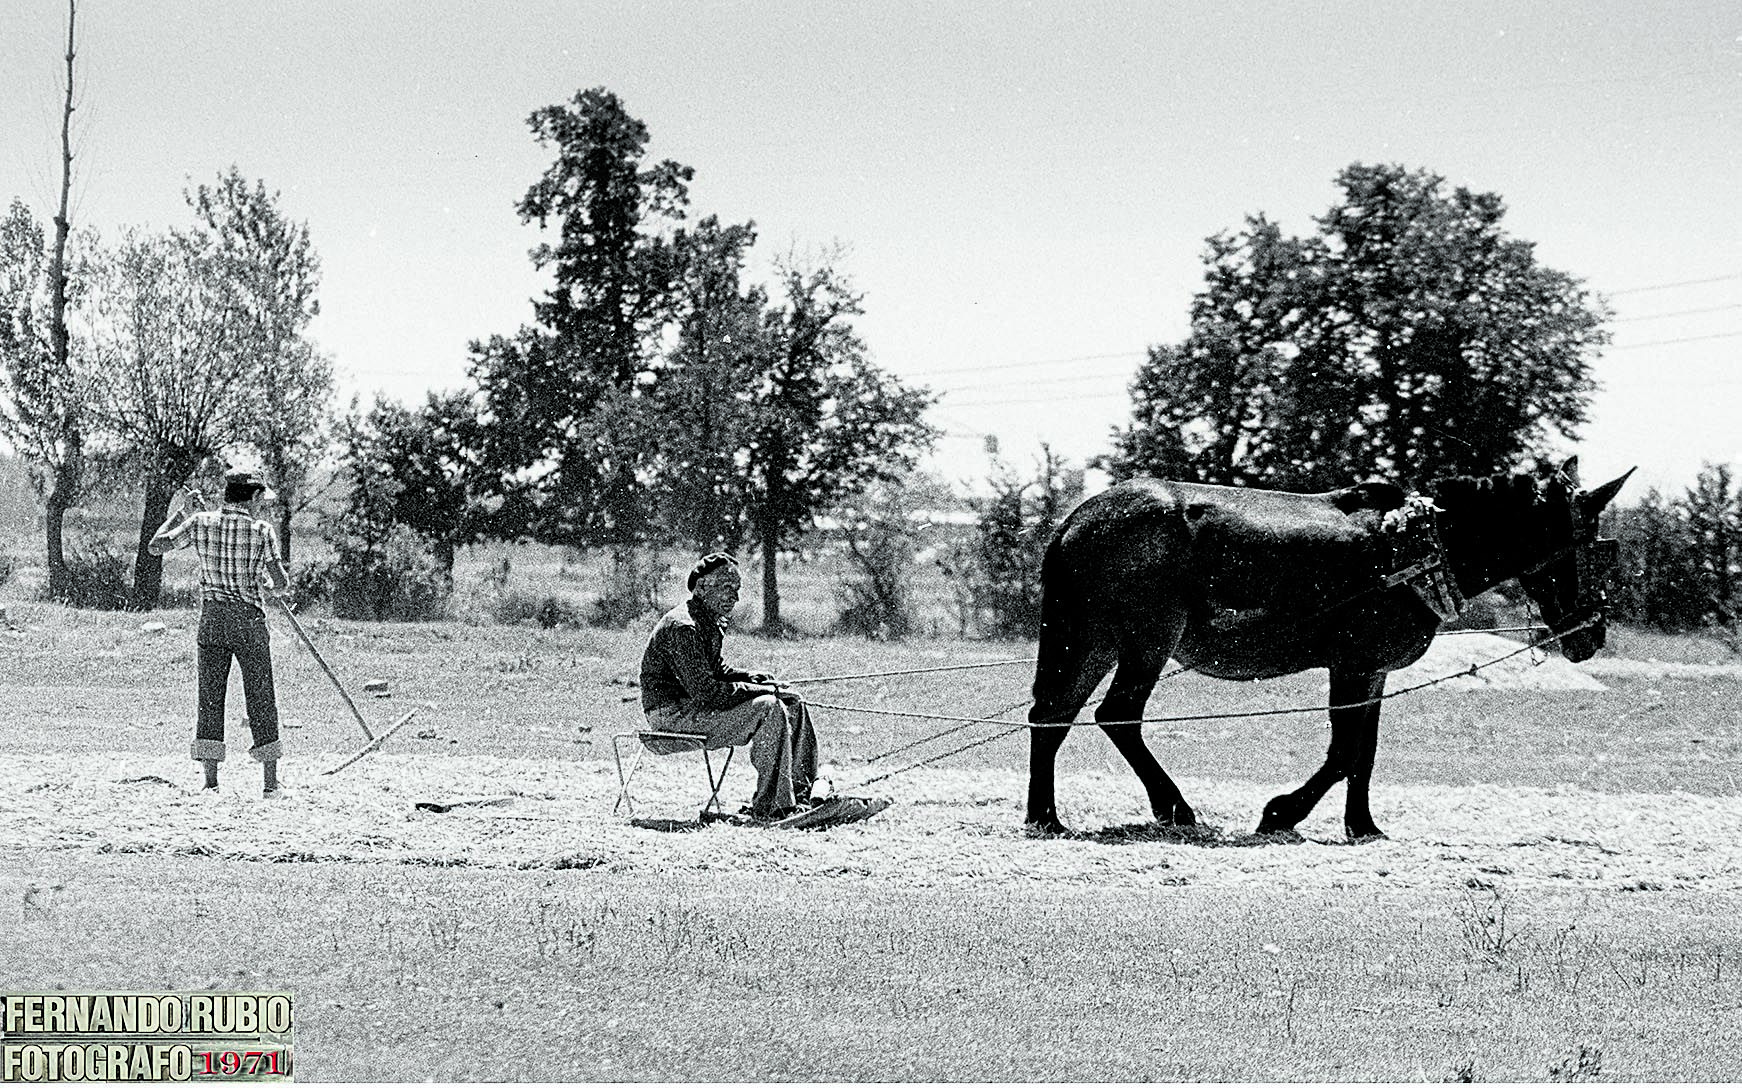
[
  {"xmin": 687, "ymin": 553, "xmax": 738, "ymax": 590},
  {"xmin": 223, "ymin": 469, "xmax": 271, "ymax": 503}
]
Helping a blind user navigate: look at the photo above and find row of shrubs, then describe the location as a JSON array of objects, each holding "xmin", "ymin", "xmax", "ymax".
[
  {"xmin": 2, "ymin": 534, "xmax": 590, "ymax": 627},
  {"xmin": 9, "ymin": 528, "xmax": 999, "ymax": 637}
]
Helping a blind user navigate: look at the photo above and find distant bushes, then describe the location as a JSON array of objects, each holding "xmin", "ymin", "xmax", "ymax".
[
  {"xmin": 488, "ymin": 588, "xmax": 587, "ymax": 630},
  {"xmin": 52, "ymin": 538, "xmax": 133, "ymax": 611},
  {"xmin": 939, "ymin": 449, "xmax": 1082, "ymax": 641},
  {"xmin": 297, "ymin": 524, "xmax": 451, "ymax": 622},
  {"xmin": 834, "ymin": 488, "xmax": 917, "ymax": 640},
  {"xmin": 589, "ymin": 553, "xmax": 665, "ymax": 629},
  {"xmin": 1605, "ymin": 464, "xmax": 1742, "ymax": 638}
]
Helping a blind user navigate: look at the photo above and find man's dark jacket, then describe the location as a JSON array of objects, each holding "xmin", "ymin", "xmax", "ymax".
[{"xmin": 639, "ymin": 598, "xmax": 762, "ymax": 714}]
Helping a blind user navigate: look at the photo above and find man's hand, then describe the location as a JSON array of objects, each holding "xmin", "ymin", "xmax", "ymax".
[
  {"xmin": 770, "ymin": 684, "xmax": 803, "ymax": 705},
  {"xmin": 171, "ymin": 488, "xmax": 205, "ymax": 519}
]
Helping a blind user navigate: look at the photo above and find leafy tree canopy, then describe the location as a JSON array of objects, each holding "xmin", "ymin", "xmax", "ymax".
[
  {"xmin": 470, "ymin": 87, "xmax": 694, "ymax": 551},
  {"xmin": 1105, "ymin": 162, "xmax": 1609, "ymax": 490}
]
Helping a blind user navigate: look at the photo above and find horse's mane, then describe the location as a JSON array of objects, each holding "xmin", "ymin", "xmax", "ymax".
[
  {"xmin": 1425, "ymin": 472, "xmax": 1556, "ymax": 579},
  {"xmin": 1427, "ymin": 472, "xmax": 1543, "ymax": 515}
]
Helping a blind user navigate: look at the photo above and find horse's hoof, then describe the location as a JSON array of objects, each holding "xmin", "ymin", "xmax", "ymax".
[
  {"xmin": 1255, "ymin": 814, "xmax": 1297, "ymax": 836},
  {"xmin": 1158, "ymin": 802, "xmax": 1196, "ymax": 827},
  {"xmin": 1025, "ymin": 819, "xmax": 1069, "ymax": 838},
  {"xmin": 1258, "ymin": 797, "xmax": 1298, "ymax": 833},
  {"xmin": 1347, "ymin": 827, "xmax": 1388, "ymax": 844}
]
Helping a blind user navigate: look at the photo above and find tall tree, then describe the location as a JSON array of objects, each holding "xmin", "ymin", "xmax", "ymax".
[
  {"xmin": 472, "ymin": 87, "xmax": 691, "ymax": 555},
  {"xmin": 1678, "ymin": 462, "xmax": 1742, "ymax": 628},
  {"xmin": 0, "ymin": 2, "xmax": 86, "ymax": 599},
  {"xmin": 1604, "ymin": 488, "xmax": 1707, "ymax": 632},
  {"xmin": 356, "ymin": 390, "xmax": 491, "ymax": 574},
  {"xmin": 743, "ymin": 256, "xmax": 937, "ymax": 633},
  {"xmin": 647, "ymin": 215, "xmax": 765, "ymax": 552},
  {"xmin": 85, "ymin": 228, "xmax": 254, "ymax": 607},
  {"xmin": 1105, "ymin": 163, "xmax": 1609, "ymax": 490},
  {"xmin": 186, "ymin": 167, "xmax": 332, "ymax": 562},
  {"xmin": 0, "ymin": 202, "xmax": 87, "ymax": 597}
]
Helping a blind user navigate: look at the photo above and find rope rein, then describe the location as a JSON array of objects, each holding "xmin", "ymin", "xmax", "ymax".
[
  {"xmin": 825, "ymin": 615, "xmax": 1600, "ymax": 791},
  {"xmin": 786, "ymin": 657, "xmax": 1038, "ymax": 685},
  {"xmin": 789, "ymin": 628, "xmax": 1542, "ymax": 691}
]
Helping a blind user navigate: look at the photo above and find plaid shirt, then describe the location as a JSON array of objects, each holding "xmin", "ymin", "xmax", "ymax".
[{"xmin": 162, "ymin": 506, "xmax": 283, "ymax": 610}]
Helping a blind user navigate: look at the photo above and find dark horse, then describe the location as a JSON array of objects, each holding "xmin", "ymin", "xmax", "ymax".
[{"xmin": 1026, "ymin": 458, "xmax": 1631, "ymax": 840}]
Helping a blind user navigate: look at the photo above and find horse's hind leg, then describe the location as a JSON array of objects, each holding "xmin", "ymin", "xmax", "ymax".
[
  {"xmin": 1258, "ymin": 668, "xmax": 1387, "ymax": 840},
  {"xmin": 1097, "ymin": 620, "xmax": 1195, "ymax": 826},
  {"xmin": 1026, "ymin": 634, "xmax": 1116, "ymax": 833}
]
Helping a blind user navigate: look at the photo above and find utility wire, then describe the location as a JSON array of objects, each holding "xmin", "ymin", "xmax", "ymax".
[
  {"xmin": 1608, "ymin": 274, "xmax": 1742, "ymax": 296},
  {"xmin": 1609, "ymin": 330, "xmax": 1742, "ymax": 350},
  {"xmin": 905, "ymin": 277, "xmax": 1736, "ymax": 385},
  {"xmin": 1613, "ymin": 303, "xmax": 1742, "ymax": 323},
  {"xmin": 908, "ymin": 350, "xmax": 1148, "ymax": 380},
  {"xmin": 946, "ymin": 390, "xmax": 1129, "ymax": 409}
]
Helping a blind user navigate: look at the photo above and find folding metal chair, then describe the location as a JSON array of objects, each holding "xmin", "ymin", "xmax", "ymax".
[{"xmin": 611, "ymin": 730, "xmax": 737, "ymax": 819}]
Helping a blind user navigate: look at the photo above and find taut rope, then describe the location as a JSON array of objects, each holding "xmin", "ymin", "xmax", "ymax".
[
  {"xmin": 824, "ymin": 616, "xmax": 1600, "ymax": 790},
  {"xmin": 785, "ymin": 657, "xmax": 1037, "ymax": 685}
]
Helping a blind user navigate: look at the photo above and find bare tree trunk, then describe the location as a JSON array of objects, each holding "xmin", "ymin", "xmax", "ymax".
[
  {"xmin": 275, "ymin": 499, "xmax": 294, "ymax": 564},
  {"xmin": 759, "ymin": 520, "xmax": 782, "ymax": 636},
  {"xmin": 265, "ymin": 445, "xmax": 296, "ymax": 563},
  {"xmin": 131, "ymin": 473, "xmax": 174, "ymax": 610},
  {"xmin": 43, "ymin": 0, "xmax": 81, "ymax": 600},
  {"xmin": 44, "ymin": 467, "xmax": 75, "ymax": 600}
]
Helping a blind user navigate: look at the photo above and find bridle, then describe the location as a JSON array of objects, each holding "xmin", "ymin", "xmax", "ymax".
[{"xmin": 1516, "ymin": 477, "xmax": 1620, "ymax": 635}]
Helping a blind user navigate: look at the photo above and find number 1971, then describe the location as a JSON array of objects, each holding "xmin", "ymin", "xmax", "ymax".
[{"xmin": 195, "ymin": 1050, "xmax": 289, "ymax": 1077}]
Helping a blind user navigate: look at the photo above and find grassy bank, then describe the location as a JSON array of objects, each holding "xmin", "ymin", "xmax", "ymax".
[{"xmin": 6, "ymin": 853, "xmax": 1741, "ymax": 1081}]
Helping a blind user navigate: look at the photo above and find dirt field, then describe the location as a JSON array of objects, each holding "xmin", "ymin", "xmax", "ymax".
[{"xmin": 4, "ymin": 602, "xmax": 1742, "ymax": 1079}]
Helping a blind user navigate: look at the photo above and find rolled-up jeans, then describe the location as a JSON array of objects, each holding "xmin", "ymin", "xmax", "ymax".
[
  {"xmin": 646, "ymin": 694, "xmax": 817, "ymax": 814},
  {"xmin": 191, "ymin": 597, "xmax": 282, "ymax": 764}
]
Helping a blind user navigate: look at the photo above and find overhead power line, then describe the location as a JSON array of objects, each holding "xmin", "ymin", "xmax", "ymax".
[
  {"xmin": 909, "ymin": 350, "xmax": 1148, "ymax": 380},
  {"xmin": 1608, "ymin": 274, "xmax": 1742, "ymax": 296},
  {"xmin": 934, "ymin": 370, "xmax": 1133, "ymax": 393},
  {"xmin": 946, "ymin": 390, "xmax": 1130, "ymax": 409},
  {"xmin": 1612, "ymin": 303, "xmax": 1742, "ymax": 323},
  {"xmin": 1609, "ymin": 330, "xmax": 1742, "ymax": 351},
  {"xmin": 906, "ymin": 276, "xmax": 1737, "ymax": 382}
]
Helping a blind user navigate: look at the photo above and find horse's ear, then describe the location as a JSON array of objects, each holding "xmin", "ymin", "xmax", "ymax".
[
  {"xmin": 1581, "ymin": 468, "xmax": 1636, "ymax": 516},
  {"xmin": 1558, "ymin": 456, "xmax": 1581, "ymax": 486}
]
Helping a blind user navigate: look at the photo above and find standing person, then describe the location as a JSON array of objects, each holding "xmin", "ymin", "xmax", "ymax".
[
  {"xmin": 639, "ymin": 553, "xmax": 822, "ymax": 821},
  {"xmin": 149, "ymin": 469, "xmax": 291, "ymax": 797}
]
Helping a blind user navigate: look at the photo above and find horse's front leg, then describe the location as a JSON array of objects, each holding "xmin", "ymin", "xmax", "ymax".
[
  {"xmin": 1258, "ymin": 669, "xmax": 1388, "ymax": 841},
  {"xmin": 1338, "ymin": 671, "xmax": 1388, "ymax": 841}
]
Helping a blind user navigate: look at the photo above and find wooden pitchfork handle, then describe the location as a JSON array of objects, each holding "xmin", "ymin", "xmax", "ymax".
[{"xmin": 275, "ymin": 596, "xmax": 375, "ymax": 742}]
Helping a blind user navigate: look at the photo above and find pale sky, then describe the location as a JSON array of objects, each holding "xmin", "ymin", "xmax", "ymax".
[{"xmin": 2, "ymin": 1, "xmax": 1737, "ymax": 498}]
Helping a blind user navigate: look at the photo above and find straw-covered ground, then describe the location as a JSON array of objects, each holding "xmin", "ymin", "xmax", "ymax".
[{"xmin": 4, "ymin": 603, "xmax": 1742, "ymax": 1080}]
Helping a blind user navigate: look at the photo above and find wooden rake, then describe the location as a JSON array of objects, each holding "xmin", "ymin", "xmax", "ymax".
[{"xmin": 274, "ymin": 598, "xmax": 423, "ymax": 775}]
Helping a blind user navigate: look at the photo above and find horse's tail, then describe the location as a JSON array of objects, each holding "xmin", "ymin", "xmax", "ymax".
[{"xmin": 1028, "ymin": 520, "xmax": 1098, "ymax": 724}]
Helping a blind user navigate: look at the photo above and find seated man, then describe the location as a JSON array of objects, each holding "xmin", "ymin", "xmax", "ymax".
[{"xmin": 638, "ymin": 553, "xmax": 819, "ymax": 821}]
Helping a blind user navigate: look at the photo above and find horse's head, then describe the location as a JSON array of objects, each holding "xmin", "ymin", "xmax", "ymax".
[{"xmin": 1515, "ymin": 457, "xmax": 1633, "ymax": 662}]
